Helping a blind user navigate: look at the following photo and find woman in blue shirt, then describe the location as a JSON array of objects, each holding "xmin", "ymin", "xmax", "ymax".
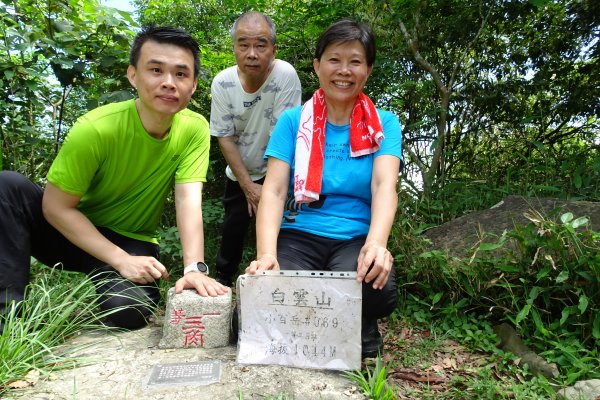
[{"xmin": 247, "ymin": 19, "xmax": 402, "ymax": 359}]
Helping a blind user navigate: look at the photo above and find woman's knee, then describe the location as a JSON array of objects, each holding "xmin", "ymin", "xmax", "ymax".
[{"xmin": 362, "ymin": 268, "xmax": 398, "ymax": 319}]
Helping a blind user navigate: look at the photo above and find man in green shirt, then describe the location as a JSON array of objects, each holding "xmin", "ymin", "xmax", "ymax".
[{"xmin": 0, "ymin": 26, "xmax": 227, "ymax": 330}]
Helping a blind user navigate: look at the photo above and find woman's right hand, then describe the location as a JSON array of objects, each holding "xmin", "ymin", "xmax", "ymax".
[{"xmin": 246, "ymin": 253, "xmax": 280, "ymax": 274}]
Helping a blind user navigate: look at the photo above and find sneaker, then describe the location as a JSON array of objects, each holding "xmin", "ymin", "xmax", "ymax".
[{"xmin": 361, "ymin": 318, "xmax": 383, "ymax": 359}]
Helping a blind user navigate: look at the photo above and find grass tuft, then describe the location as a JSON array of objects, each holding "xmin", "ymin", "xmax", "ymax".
[
  {"xmin": 344, "ymin": 356, "xmax": 396, "ymax": 400},
  {"xmin": 0, "ymin": 265, "xmax": 133, "ymax": 393}
]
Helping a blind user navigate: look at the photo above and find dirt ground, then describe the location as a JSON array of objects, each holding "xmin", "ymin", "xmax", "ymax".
[
  {"xmin": 4, "ymin": 195, "xmax": 598, "ymax": 399},
  {"xmin": 3, "ymin": 319, "xmax": 367, "ymax": 400}
]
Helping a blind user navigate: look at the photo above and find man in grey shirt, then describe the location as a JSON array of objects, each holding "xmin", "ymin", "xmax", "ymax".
[{"xmin": 210, "ymin": 11, "xmax": 301, "ymax": 286}]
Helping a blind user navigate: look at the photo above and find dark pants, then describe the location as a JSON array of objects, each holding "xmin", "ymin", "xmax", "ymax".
[
  {"xmin": 276, "ymin": 228, "xmax": 398, "ymax": 321},
  {"xmin": 215, "ymin": 177, "xmax": 264, "ymax": 283},
  {"xmin": 0, "ymin": 171, "xmax": 160, "ymax": 329}
]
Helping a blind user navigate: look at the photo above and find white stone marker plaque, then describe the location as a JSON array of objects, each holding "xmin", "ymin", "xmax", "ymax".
[{"xmin": 236, "ymin": 271, "xmax": 362, "ymax": 370}]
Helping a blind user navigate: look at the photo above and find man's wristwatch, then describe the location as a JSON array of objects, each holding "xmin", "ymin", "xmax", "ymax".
[{"xmin": 183, "ymin": 261, "xmax": 209, "ymax": 275}]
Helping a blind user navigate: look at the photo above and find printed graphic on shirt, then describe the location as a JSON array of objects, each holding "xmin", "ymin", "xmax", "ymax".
[
  {"xmin": 219, "ymin": 81, "xmax": 236, "ymax": 90},
  {"xmin": 283, "ymin": 194, "xmax": 327, "ymax": 222},
  {"xmin": 263, "ymin": 107, "xmax": 275, "ymax": 127},
  {"xmin": 264, "ymin": 81, "xmax": 281, "ymax": 95},
  {"xmin": 235, "ymin": 130, "xmax": 259, "ymax": 147},
  {"xmin": 244, "ymin": 96, "xmax": 261, "ymax": 108},
  {"xmin": 324, "ymin": 142, "xmax": 352, "ymax": 162}
]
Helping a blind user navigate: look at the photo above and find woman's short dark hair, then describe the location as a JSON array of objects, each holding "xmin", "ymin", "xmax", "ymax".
[
  {"xmin": 129, "ymin": 26, "xmax": 200, "ymax": 78},
  {"xmin": 314, "ymin": 20, "xmax": 376, "ymax": 66}
]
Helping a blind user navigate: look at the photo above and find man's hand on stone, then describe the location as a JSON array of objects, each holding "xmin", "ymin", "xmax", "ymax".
[
  {"xmin": 174, "ymin": 272, "xmax": 228, "ymax": 297},
  {"xmin": 115, "ymin": 255, "xmax": 169, "ymax": 284}
]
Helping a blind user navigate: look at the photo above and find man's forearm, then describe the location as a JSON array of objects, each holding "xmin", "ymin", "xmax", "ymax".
[
  {"xmin": 44, "ymin": 205, "xmax": 129, "ymax": 268},
  {"xmin": 218, "ymin": 137, "xmax": 253, "ymax": 188},
  {"xmin": 175, "ymin": 182, "xmax": 205, "ymax": 265}
]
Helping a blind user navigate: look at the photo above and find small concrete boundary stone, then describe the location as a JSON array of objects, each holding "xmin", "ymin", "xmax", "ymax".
[
  {"xmin": 159, "ymin": 288, "xmax": 232, "ymax": 349},
  {"xmin": 4, "ymin": 320, "xmax": 366, "ymax": 400}
]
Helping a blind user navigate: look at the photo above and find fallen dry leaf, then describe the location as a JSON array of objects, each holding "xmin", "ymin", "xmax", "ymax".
[
  {"xmin": 430, "ymin": 364, "xmax": 445, "ymax": 373},
  {"xmin": 391, "ymin": 370, "xmax": 447, "ymax": 384},
  {"xmin": 7, "ymin": 369, "xmax": 40, "ymax": 389},
  {"xmin": 25, "ymin": 369, "xmax": 40, "ymax": 381},
  {"xmin": 399, "ymin": 328, "xmax": 412, "ymax": 340},
  {"xmin": 442, "ymin": 357, "xmax": 457, "ymax": 370},
  {"xmin": 7, "ymin": 380, "xmax": 33, "ymax": 389}
]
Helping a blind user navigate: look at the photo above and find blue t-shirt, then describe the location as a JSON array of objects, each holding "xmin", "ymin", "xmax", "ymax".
[{"xmin": 265, "ymin": 106, "xmax": 402, "ymax": 240}]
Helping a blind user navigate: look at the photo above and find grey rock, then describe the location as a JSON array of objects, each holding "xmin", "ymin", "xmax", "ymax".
[
  {"xmin": 423, "ymin": 195, "xmax": 600, "ymax": 258},
  {"xmin": 557, "ymin": 379, "xmax": 600, "ymax": 400}
]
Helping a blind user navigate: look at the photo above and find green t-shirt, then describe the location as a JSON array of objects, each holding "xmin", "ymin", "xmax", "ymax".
[{"xmin": 47, "ymin": 99, "xmax": 210, "ymax": 244}]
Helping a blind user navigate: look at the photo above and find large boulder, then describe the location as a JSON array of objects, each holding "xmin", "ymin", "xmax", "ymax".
[{"xmin": 422, "ymin": 195, "xmax": 600, "ymax": 258}]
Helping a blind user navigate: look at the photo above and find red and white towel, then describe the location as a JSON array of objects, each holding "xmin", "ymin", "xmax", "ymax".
[{"xmin": 293, "ymin": 88, "xmax": 384, "ymax": 203}]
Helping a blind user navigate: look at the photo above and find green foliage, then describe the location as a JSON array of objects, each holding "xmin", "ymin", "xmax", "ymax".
[
  {"xmin": 375, "ymin": 0, "xmax": 600, "ymax": 199},
  {"xmin": 0, "ymin": 264, "xmax": 122, "ymax": 391},
  {"xmin": 412, "ymin": 180, "xmax": 510, "ymax": 225},
  {"xmin": 390, "ymin": 297, "xmax": 557, "ymax": 399},
  {"xmin": 443, "ymin": 366, "xmax": 554, "ymax": 400},
  {"xmin": 158, "ymin": 197, "xmax": 224, "ymax": 267},
  {"xmin": 394, "ymin": 203, "xmax": 600, "ymax": 384},
  {"xmin": 502, "ymin": 212, "xmax": 599, "ymax": 349},
  {"xmin": 448, "ymin": 135, "xmax": 600, "ymax": 206},
  {"xmin": 0, "ymin": 0, "xmax": 598, "ymax": 393},
  {"xmin": 0, "ymin": 0, "xmax": 136, "ymax": 179},
  {"xmin": 407, "ymin": 139, "xmax": 600, "ymax": 226},
  {"xmin": 156, "ymin": 196, "xmax": 227, "ymax": 306},
  {"xmin": 158, "ymin": 226, "xmax": 182, "ymax": 265},
  {"xmin": 202, "ymin": 197, "xmax": 225, "ymax": 226},
  {"xmin": 345, "ymin": 356, "xmax": 396, "ymax": 400}
]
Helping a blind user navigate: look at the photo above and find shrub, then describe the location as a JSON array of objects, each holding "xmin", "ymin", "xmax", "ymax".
[{"xmin": 393, "ymin": 205, "xmax": 600, "ymax": 383}]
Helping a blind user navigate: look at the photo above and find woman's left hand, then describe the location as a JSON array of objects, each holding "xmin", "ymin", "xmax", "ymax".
[
  {"xmin": 357, "ymin": 241, "xmax": 393, "ymax": 290},
  {"xmin": 246, "ymin": 253, "xmax": 280, "ymax": 274}
]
